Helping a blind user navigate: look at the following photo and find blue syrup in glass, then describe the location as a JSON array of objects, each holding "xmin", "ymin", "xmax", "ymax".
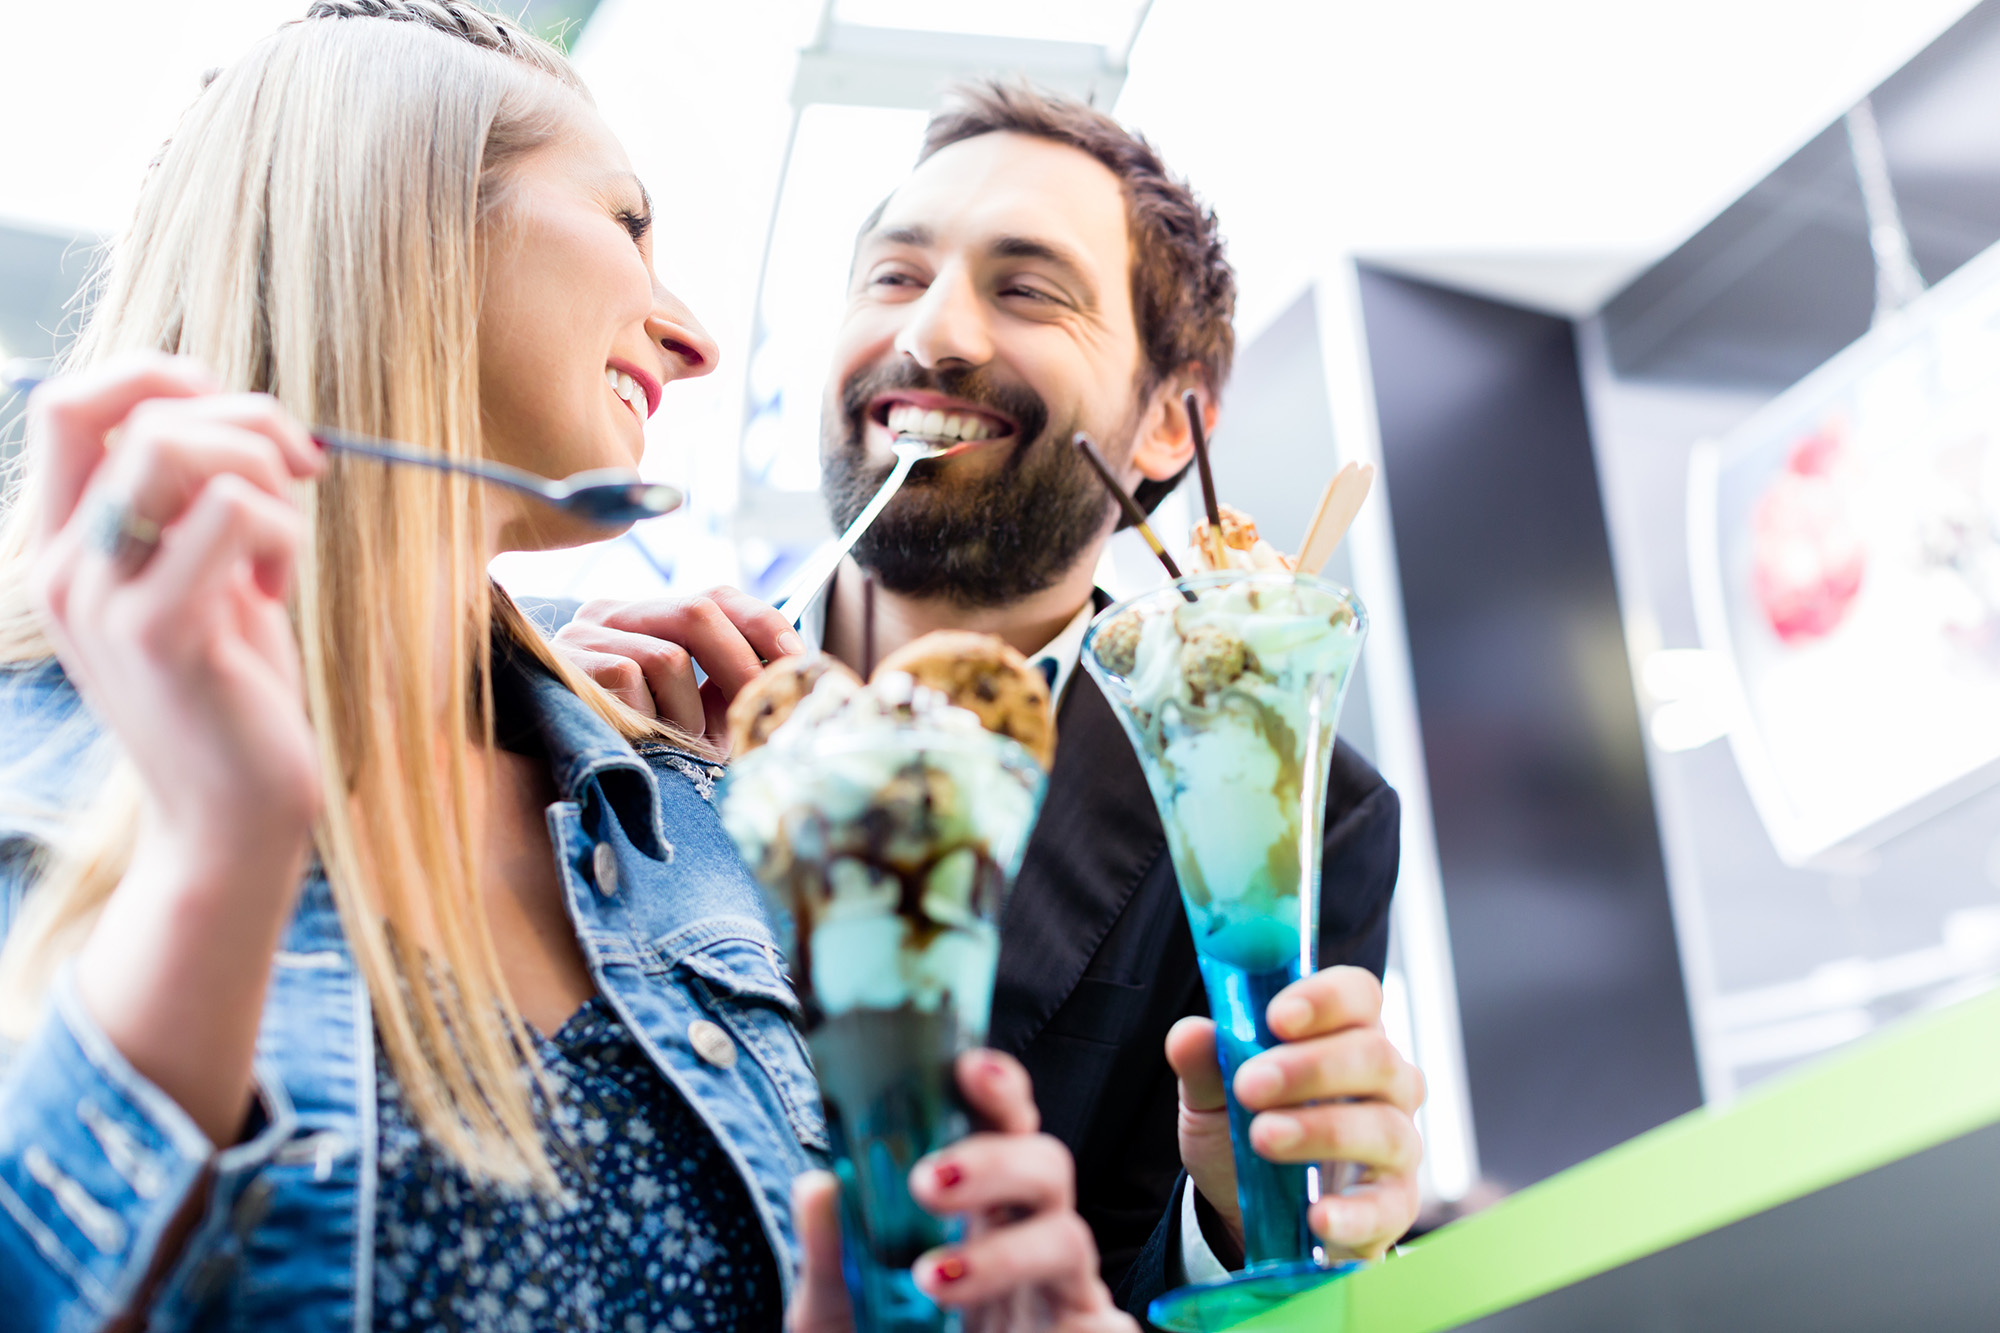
[
  {"xmin": 1195, "ymin": 949, "xmax": 1319, "ymax": 1269},
  {"xmin": 825, "ymin": 1115, "xmax": 959, "ymax": 1333},
  {"xmin": 811, "ymin": 1007, "xmax": 964, "ymax": 1333}
]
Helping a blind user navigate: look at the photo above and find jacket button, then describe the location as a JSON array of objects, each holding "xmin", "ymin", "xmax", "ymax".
[
  {"xmin": 688, "ymin": 1020, "xmax": 737, "ymax": 1069},
  {"xmin": 592, "ymin": 842, "xmax": 619, "ymax": 897}
]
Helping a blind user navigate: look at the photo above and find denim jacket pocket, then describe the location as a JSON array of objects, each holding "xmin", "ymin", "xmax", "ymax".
[{"xmin": 675, "ymin": 934, "xmax": 828, "ymax": 1154}]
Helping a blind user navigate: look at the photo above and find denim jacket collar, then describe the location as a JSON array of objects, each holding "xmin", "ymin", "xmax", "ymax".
[{"xmin": 497, "ymin": 641, "xmax": 674, "ymax": 862}]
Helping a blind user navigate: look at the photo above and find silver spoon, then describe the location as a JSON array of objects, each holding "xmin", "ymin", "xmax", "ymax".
[
  {"xmin": 773, "ymin": 434, "xmax": 945, "ymax": 625},
  {"xmin": 4, "ymin": 367, "xmax": 684, "ymax": 527},
  {"xmin": 304, "ymin": 426, "xmax": 683, "ymax": 526}
]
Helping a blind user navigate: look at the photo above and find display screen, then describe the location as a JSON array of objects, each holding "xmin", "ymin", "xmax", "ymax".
[{"xmin": 1692, "ymin": 241, "xmax": 2000, "ymax": 865}]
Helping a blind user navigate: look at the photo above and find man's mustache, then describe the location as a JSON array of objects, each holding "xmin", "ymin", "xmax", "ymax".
[{"xmin": 838, "ymin": 362, "xmax": 1049, "ymax": 458}]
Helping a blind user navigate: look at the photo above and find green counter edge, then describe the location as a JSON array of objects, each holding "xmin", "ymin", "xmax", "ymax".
[{"xmin": 1235, "ymin": 985, "xmax": 2000, "ymax": 1332}]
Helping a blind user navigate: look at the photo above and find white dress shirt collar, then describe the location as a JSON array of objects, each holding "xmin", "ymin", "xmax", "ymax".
[{"xmin": 792, "ymin": 572, "xmax": 1096, "ymax": 706}]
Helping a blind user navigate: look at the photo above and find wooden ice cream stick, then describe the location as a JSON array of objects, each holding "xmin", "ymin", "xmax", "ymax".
[{"xmin": 1295, "ymin": 462, "xmax": 1375, "ymax": 576}]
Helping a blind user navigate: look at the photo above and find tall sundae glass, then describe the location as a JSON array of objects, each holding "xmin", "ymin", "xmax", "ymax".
[
  {"xmin": 1082, "ymin": 569, "xmax": 1368, "ymax": 1331},
  {"xmin": 719, "ymin": 639, "xmax": 1052, "ymax": 1333}
]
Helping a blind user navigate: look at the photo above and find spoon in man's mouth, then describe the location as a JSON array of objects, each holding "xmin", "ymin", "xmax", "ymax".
[
  {"xmin": 4, "ymin": 364, "xmax": 684, "ymax": 527},
  {"xmin": 771, "ymin": 433, "xmax": 946, "ymax": 626}
]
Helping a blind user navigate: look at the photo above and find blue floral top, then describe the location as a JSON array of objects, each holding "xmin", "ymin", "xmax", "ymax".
[{"xmin": 371, "ymin": 996, "xmax": 783, "ymax": 1332}]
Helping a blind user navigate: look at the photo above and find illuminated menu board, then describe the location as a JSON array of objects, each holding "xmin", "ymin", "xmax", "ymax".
[{"xmin": 1692, "ymin": 240, "xmax": 2000, "ymax": 865}]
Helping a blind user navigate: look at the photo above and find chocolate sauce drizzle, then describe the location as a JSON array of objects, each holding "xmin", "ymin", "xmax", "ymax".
[{"xmin": 773, "ymin": 754, "xmax": 1008, "ymax": 1027}]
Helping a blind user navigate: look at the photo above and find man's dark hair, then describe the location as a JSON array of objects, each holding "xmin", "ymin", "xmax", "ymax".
[{"xmin": 918, "ymin": 80, "xmax": 1236, "ymax": 513}]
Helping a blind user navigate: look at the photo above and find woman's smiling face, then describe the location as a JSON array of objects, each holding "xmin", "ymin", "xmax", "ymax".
[{"xmin": 476, "ymin": 99, "xmax": 718, "ymax": 553}]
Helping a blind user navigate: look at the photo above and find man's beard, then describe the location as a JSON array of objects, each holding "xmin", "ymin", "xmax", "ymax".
[{"xmin": 820, "ymin": 361, "xmax": 1120, "ymax": 607}]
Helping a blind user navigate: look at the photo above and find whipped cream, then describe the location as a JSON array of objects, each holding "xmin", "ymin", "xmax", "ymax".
[
  {"xmin": 1191, "ymin": 502, "xmax": 1296, "ymax": 574},
  {"xmin": 720, "ymin": 671, "xmax": 1042, "ymax": 1036}
]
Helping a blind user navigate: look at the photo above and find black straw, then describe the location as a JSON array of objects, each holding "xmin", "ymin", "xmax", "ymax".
[
  {"xmin": 1185, "ymin": 391, "xmax": 1225, "ymax": 565},
  {"xmin": 861, "ymin": 570, "xmax": 878, "ymax": 678},
  {"xmin": 1074, "ymin": 433, "xmax": 1198, "ymax": 601}
]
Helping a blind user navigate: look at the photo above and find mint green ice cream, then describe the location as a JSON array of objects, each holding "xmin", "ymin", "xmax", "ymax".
[{"xmin": 1090, "ymin": 575, "xmax": 1364, "ymax": 972}]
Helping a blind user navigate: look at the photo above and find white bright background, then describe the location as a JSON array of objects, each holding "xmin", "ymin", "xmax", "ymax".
[
  {"xmin": 0, "ymin": 0, "xmax": 1983, "ymax": 596},
  {"xmin": 3, "ymin": 0, "xmax": 1985, "ymax": 1206}
]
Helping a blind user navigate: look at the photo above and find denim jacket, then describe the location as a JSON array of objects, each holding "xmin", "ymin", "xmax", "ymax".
[{"xmin": 0, "ymin": 655, "xmax": 827, "ymax": 1332}]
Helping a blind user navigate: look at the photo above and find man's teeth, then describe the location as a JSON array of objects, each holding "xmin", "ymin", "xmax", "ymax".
[
  {"xmin": 885, "ymin": 403, "xmax": 1005, "ymax": 444},
  {"xmin": 605, "ymin": 367, "xmax": 645, "ymax": 416}
]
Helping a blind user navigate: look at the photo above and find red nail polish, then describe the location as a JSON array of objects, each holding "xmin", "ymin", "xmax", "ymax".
[
  {"xmin": 934, "ymin": 1161, "xmax": 963, "ymax": 1188},
  {"xmin": 933, "ymin": 1255, "xmax": 969, "ymax": 1284}
]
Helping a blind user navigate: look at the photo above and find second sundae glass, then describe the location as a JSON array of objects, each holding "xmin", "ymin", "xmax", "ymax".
[
  {"xmin": 1082, "ymin": 569, "xmax": 1368, "ymax": 1331},
  {"xmin": 721, "ymin": 709, "xmax": 1047, "ymax": 1333}
]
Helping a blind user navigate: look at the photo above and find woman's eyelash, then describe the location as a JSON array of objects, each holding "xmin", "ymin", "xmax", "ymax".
[{"xmin": 618, "ymin": 209, "xmax": 653, "ymax": 242}]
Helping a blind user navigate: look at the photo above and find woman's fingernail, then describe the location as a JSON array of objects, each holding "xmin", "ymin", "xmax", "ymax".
[
  {"xmin": 1258, "ymin": 1113, "xmax": 1304, "ymax": 1151},
  {"xmin": 778, "ymin": 631, "xmax": 805, "ymax": 656},
  {"xmin": 932, "ymin": 1255, "xmax": 969, "ymax": 1284},
  {"xmin": 1269, "ymin": 995, "xmax": 1312, "ymax": 1034},
  {"xmin": 932, "ymin": 1160, "xmax": 963, "ymax": 1189}
]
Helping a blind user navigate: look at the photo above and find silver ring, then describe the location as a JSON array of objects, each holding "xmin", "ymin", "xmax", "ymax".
[{"xmin": 84, "ymin": 495, "xmax": 162, "ymax": 572}]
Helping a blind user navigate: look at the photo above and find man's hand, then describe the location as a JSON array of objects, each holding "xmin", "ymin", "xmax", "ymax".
[
  {"xmin": 551, "ymin": 587, "xmax": 804, "ymax": 750},
  {"xmin": 788, "ymin": 1050, "xmax": 1135, "ymax": 1333},
  {"xmin": 1165, "ymin": 966, "xmax": 1425, "ymax": 1262}
]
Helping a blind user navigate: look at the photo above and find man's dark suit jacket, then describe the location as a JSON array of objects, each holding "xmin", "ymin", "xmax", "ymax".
[
  {"xmin": 525, "ymin": 592, "xmax": 1397, "ymax": 1316},
  {"xmin": 990, "ymin": 623, "xmax": 1401, "ymax": 1317}
]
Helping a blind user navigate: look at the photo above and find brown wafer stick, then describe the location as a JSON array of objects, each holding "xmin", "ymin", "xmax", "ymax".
[
  {"xmin": 1184, "ymin": 392, "xmax": 1227, "ymax": 568},
  {"xmin": 1074, "ymin": 433, "xmax": 1198, "ymax": 602}
]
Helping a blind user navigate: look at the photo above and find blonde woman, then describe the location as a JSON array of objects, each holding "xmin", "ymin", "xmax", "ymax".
[{"xmin": 0, "ymin": 4, "xmax": 1132, "ymax": 1330}]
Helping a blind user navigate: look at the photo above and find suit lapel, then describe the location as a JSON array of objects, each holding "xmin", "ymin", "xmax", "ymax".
[{"xmin": 991, "ymin": 664, "xmax": 1167, "ymax": 1055}]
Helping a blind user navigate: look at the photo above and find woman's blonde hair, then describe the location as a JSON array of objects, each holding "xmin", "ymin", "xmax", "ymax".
[{"xmin": 0, "ymin": 0, "xmax": 675, "ymax": 1187}]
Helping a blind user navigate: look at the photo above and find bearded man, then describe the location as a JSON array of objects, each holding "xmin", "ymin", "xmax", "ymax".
[{"xmin": 551, "ymin": 83, "xmax": 1425, "ymax": 1317}]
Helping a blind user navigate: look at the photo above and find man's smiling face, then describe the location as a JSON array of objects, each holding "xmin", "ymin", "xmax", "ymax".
[{"xmin": 821, "ymin": 131, "xmax": 1150, "ymax": 605}]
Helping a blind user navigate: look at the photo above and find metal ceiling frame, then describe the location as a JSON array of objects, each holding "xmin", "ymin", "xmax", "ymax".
[{"xmin": 736, "ymin": 1, "xmax": 1153, "ymax": 533}]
